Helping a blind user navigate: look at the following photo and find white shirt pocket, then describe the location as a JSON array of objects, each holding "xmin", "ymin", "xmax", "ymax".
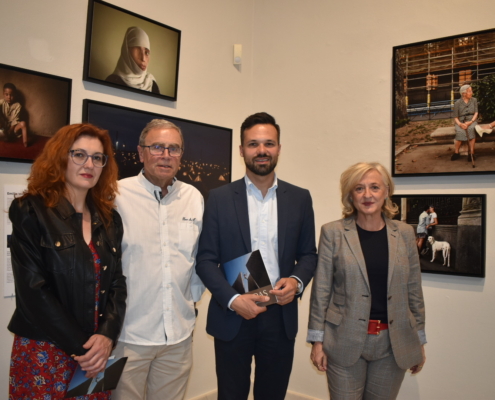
[{"xmin": 179, "ymin": 220, "xmax": 199, "ymax": 259}]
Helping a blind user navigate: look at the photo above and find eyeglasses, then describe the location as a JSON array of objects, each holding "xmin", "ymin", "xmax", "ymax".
[
  {"xmin": 69, "ymin": 149, "xmax": 108, "ymax": 167},
  {"xmin": 142, "ymin": 144, "xmax": 183, "ymax": 157}
]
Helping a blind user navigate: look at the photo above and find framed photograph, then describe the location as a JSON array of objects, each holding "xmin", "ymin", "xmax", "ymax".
[
  {"xmin": 83, "ymin": 0, "xmax": 180, "ymax": 101},
  {"xmin": 82, "ymin": 100, "xmax": 232, "ymax": 199},
  {"xmin": 391, "ymin": 194, "xmax": 486, "ymax": 277},
  {"xmin": 393, "ymin": 29, "xmax": 495, "ymax": 176},
  {"xmin": 0, "ymin": 63, "xmax": 71, "ymax": 163}
]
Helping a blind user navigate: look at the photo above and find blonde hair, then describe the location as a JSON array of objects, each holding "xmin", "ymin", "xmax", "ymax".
[{"xmin": 340, "ymin": 162, "xmax": 398, "ymax": 219}]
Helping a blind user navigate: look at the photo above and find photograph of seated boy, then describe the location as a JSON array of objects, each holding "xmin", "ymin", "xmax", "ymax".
[{"xmin": 0, "ymin": 83, "xmax": 28, "ymax": 147}]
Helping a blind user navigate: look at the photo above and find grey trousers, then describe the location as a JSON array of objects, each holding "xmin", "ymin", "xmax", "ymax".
[{"xmin": 326, "ymin": 330, "xmax": 406, "ymax": 400}]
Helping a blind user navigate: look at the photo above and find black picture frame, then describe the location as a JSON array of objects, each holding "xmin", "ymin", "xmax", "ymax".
[
  {"xmin": 83, "ymin": 0, "xmax": 181, "ymax": 101},
  {"xmin": 391, "ymin": 194, "xmax": 486, "ymax": 277},
  {"xmin": 393, "ymin": 29, "xmax": 495, "ymax": 177},
  {"xmin": 82, "ymin": 99, "xmax": 232, "ymax": 199},
  {"xmin": 0, "ymin": 63, "xmax": 71, "ymax": 163}
]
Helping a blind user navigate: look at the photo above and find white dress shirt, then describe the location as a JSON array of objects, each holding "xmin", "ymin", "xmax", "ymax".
[
  {"xmin": 245, "ymin": 175, "xmax": 280, "ymax": 286},
  {"xmin": 115, "ymin": 171, "xmax": 205, "ymax": 346},
  {"xmin": 228, "ymin": 175, "xmax": 302, "ymax": 309}
]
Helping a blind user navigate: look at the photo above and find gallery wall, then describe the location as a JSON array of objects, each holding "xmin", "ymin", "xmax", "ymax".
[
  {"xmin": 249, "ymin": 1, "xmax": 495, "ymax": 399},
  {"xmin": 1, "ymin": 0, "xmax": 495, "ymax": 399}
]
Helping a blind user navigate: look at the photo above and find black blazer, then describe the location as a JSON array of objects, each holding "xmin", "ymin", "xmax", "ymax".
[
  {"xmin": 196, "ymin": 178, "xmax": 317, "ymax": 341},
  {"xmin": 8, "ymin": 195, "xmax": 127, "ymax": 356}
]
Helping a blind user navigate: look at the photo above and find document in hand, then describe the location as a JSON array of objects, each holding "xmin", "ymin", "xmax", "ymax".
[
  {"xmin": 223, "ymin": 250, "xmax": 278, "ymax": 306},
  {"xmin": 65, "ymin": 356, "xmax": 127, "ymax": 398}
]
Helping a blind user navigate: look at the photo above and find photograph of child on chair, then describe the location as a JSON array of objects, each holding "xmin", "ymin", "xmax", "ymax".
[
  {"xmin": 0, "ymin": 63, "xmax": 71, "ymax": 162},
  {"xmin": 391, "ymin": 194, "xmax": 485, "ymax": 277}
]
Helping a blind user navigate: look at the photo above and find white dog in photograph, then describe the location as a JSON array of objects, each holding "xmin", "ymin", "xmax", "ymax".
[{"xmin": 428, "ymin": 236, "xmax": 451, "ymax": 267}]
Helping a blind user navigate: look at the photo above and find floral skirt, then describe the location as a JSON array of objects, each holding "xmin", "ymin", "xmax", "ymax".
[
  {"xmin": 9, "ymin": 335, "xmax": 111, "ymax": 400},
  {"xmin": 10, "ymin": 241, "xmax": 109, "ymax": 399}
]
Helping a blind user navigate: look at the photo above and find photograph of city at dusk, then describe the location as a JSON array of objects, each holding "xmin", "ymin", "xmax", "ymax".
[{"xmin": 83, "ymin": 100, "xmax": 232, "ymax": 199}]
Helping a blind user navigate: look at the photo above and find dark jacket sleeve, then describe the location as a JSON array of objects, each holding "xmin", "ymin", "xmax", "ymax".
[
  {"xmin": 290, "ymin": 190, "xmax": 318, "ymax": 290},
  {"xmin": 8, "ymin": 199, "xmax": 89, "ymax": 356},
  {"xmin": 95, "ymin": 210, "xmax": 127, "ymax": 344},
  {"xmin": 196, "ymin": 189, "xmax": 239, "ymax": 309}
]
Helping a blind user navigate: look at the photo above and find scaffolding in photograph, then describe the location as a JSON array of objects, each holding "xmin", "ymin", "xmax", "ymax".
[{"xmin": 397, "ymin": 33, "xmax": 495, "ymax": 119}]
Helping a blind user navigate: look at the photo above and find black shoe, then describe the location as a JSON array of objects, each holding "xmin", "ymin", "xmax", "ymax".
[
  {"xmin": 451, "ymin": 153, "xmax": 460, "ymax": 161},
  {"xmin": 468, "ymin": 154, "xmax": 476, "ymax": 162},
  {"xmin": 420, "ymin": 248, "xmax": 429, "ymax": 256}
]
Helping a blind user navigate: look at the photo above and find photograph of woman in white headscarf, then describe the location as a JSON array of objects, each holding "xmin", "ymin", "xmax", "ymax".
[
  {"xmin": 106, "ymin": 27, "xmax": 159, "ymax": 93},
  {"xmin": 84, "ymin": 0, "xmax": 180, "ymax": 101}
]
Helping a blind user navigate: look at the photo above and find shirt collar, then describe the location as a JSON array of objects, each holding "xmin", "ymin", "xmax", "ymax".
[
  {"xmin": 244, "ymin": 174, "xmax": 278, "ymax": 196},
  {"xmin": 138, "ymin": 169, "xmax": 177, "ymax": 199}
]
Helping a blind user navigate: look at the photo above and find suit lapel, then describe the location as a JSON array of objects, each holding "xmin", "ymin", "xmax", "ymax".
[
  {"xmin": 343, "ymin": 218, "xmax": 370, "ymax": 291},
  {"xmin": 276, "ymin": 181, "xmax": 288, "ymax": 265},
  {"xmin": 232, "ymin": 179, "xmax": 252, "ymax": 252},
  {"xmin": 385, "ymin": 218, "xmax": 399, "ymax": 291}
]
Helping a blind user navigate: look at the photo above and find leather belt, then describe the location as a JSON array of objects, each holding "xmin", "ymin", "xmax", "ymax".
[{"xmin": 368, "ymin": 319, "xmax": 388, "ymax": 335}]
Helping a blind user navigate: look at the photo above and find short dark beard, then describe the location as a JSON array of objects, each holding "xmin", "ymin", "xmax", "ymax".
[{"xmin": 244, "ymin": 154, "xmax": 278, "ymax": 176}]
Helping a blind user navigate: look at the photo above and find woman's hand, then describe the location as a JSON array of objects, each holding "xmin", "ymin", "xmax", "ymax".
[
  {"xmin": 410, "ymin": 345, "xmax": 426, "ymax": 375},
  {"xmin": 310, "ymin": 341, "xmax": 327, "ymax": 372},
  {"xmin": 74, "ymin": 334, "xmax": 113, "ymax": 378},
  {"xmin": 459, "ymin": 122, "xmax": 468, "ymax": 130}
]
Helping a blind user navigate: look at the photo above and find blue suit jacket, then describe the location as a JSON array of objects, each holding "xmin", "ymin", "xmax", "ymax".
[{"xmin": 196, "ymin": 178, "xmax": 317, "ymax": 341}]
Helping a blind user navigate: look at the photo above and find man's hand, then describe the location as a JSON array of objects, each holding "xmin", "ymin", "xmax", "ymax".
[
  {"xmin": 270, "ymin": 277, "xmax": 298, "ymax": 305},
  {"xmin": 74, "ymin": 334, "xmax": 113, "ymax": 378},
  {"xmin": 231, "ymin": 294, "xmax": 269, "ymax": 320}
]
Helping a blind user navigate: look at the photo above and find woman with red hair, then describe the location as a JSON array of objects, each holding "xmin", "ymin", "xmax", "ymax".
[{"xmin": 8, "ymin": 123, "xmax": 126, "ymax": 399}]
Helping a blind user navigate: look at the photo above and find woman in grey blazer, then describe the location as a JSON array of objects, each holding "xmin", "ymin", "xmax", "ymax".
[{"xmin": 308, "ymin": 162, "xmax": 425, "ymax": 400}]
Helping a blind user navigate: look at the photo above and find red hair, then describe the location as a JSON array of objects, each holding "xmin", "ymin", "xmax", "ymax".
[{"xmin": 23, "ymin": 123, "xmax": 119, "ymax": 228}]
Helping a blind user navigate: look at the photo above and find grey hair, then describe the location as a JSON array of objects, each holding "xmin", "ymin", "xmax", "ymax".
[
  {"xmin": 459, "ymin": 84, "xmax": 472, "ymax": 97},
  {"xmin": 138, "ymin": 119, "xmax": 184, "ymax": 149}
]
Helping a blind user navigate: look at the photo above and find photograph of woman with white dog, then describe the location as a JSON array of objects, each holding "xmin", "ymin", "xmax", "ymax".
[{"xmin": 391, "ymin": 195, "xmax": 486, "ymax": 277}]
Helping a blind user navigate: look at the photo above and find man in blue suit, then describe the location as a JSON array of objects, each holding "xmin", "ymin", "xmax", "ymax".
[{"xmin": 196, "ymin": 112, "xmax": 317, "ymax": 400}]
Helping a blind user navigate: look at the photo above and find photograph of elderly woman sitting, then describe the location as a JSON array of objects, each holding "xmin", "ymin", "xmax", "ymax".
[{"xmin": 451, "ymin": 84, "xmax": 478, "ymax": 162}]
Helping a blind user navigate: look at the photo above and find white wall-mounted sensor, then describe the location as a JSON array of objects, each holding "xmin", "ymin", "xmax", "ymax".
[{"xmin": 234, "ymin": 44, "xmax": 242, "ymax": 65}]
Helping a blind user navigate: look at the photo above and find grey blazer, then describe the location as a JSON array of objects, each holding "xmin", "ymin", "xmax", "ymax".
[{"xmin": 308, "ymin": 217, "xmax": 425, "ymax": 370}]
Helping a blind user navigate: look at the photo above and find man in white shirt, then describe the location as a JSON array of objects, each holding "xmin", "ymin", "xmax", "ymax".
[
  {"xmin": 112, "ymin": 119, "xmax": 204, "ymax": 400},
  {"xmin": 196, "ymin": 112, "xmax": 317, "ymax": 400},
  {"xmin": 427, "ymin": 205, "xmax": 438, "ymax": 231}
]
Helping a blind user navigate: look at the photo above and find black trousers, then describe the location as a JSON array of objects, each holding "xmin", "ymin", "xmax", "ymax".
[{"xmin": 214, "ymin": 304, "xmax": 295, "ymax": 400}]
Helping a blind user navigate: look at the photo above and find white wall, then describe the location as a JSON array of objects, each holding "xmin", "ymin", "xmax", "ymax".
[
  {"xmin": 250, "ymin": 1, "xmax": 495, "ymax": 399},
  {"xmin": 1, "ymin": 0, "xmax": 495, "ymax": 399}
]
